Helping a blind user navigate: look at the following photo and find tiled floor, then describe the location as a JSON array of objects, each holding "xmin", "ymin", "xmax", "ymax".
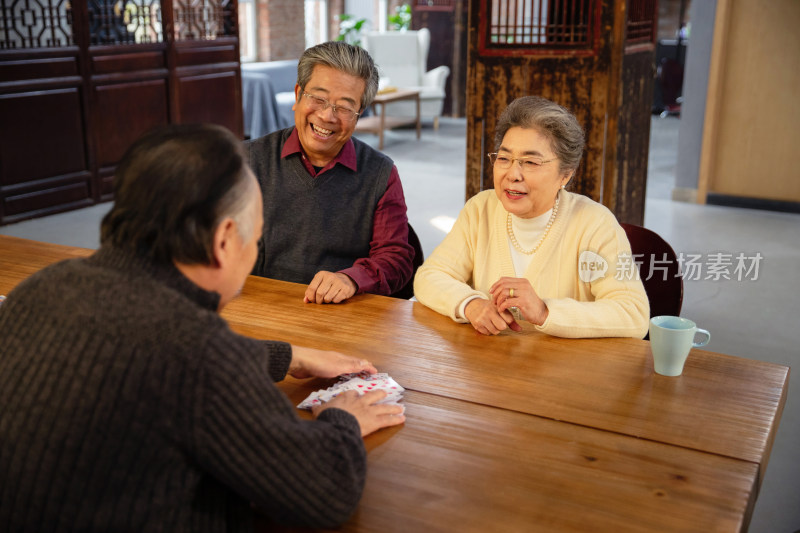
[{"xmin": 1, "ymin": 116, "xmax": 797, "ymax": 532}]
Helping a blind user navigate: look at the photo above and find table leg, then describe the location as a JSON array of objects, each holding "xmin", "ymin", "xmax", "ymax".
[
  {"xmin": 415, "ymin": 94, "xmax": 421, "ymax": 140},
  {"xmin": 379, "ymin": 102, "xmax": 386, "ymax": 150}
]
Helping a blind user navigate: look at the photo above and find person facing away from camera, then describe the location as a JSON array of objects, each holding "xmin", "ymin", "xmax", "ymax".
[
  {"xmin": 0, "ymin": 124, "xmax": 404, "ymax": 532},
  {"xmin": 414, "ymin": 95, "xmax": 649, "ymax": 338}
]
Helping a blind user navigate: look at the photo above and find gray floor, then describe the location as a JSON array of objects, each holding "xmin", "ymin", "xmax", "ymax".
[{"xmin": 2, "ymin": 117, "xmax": 798, "ymax": 532}]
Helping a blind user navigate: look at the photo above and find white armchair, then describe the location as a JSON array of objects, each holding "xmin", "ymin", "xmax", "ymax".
[{"xmin": 363, "ymin": 28, "xmax": 450, "ymax": 129}]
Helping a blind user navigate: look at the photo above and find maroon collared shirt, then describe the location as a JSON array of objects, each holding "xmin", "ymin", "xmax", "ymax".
[{"xmin": 280, "ymin": 129, "xmax": 413, "ymax": 295}]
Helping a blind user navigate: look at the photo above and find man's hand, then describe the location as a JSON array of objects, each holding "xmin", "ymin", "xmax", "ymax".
[
  {"xmin": 464, "ymin": 298, "xmax": 522, "ymax": 335},
  {"xmin": 313, "ymin": 390, "xmax": 406, "ymax": 437},
  {"xmin": 304, "ymin": 271, "xmax": 357, "ymax": 304},
  {"xmin": 288, "ymin": 345, "xmax": 377, "ymax": 379}
]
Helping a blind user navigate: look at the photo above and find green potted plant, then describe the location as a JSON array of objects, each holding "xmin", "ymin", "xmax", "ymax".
[
  {"xmin": 336, "ymin": 14, "xmax": 368, "ymax": 46},
  {"xmin": 388, "ymin": 3, "xmax": 411, "ymax": 32}
]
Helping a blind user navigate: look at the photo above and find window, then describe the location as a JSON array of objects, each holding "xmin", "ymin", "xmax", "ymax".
[
  {"xmin": 239, "ymin": 0, "xmax": 256, "ymax": 61},
  {"xmin": 305, "ymin": 0, "xmax": 328, "ymax": 48}
]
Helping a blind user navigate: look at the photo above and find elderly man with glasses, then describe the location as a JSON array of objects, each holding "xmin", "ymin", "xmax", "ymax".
[{"xmin": 245, "ymin": 41, "xmax": 414, "ymax": 304}]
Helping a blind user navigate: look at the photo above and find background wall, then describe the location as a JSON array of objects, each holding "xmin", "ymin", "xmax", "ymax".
[
  {"xmin": 673, "ymin": 0, "xmax": 716, "ymax": 201},
  {"xmin": 670, "ymin": 0, "xmax": 800, "ymax": 208},
  {"xmin": 256, "ymin": 0, "xmax": 306, "ymax": 60},
  {"xmin": 699, "ymin": 0, "xmax": 800, "ymax": 204}
]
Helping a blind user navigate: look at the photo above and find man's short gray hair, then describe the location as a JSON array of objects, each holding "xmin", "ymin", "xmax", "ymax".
[
  {"xmin": 101, "ymin": 124, "xmax": 254, "ymax": 265},
  {"xmin": 218, "ymin": 170, "xmax": 257, "ymax": 244},
  {"xmin": 297, "ymin": 41, "xmax": 380, "ymax": 111}
]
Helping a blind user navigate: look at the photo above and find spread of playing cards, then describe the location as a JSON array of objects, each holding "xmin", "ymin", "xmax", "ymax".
[{"xmin": 298, "ymin": 372, "xmax": 405, "ymax": 411}]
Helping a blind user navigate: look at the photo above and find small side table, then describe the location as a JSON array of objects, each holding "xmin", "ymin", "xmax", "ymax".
[{"xmin": 355, "ymin": 89, "xmax": 421, "ymax": 150}]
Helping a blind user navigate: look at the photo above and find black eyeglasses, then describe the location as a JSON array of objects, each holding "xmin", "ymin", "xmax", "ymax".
[{"xmin": 302, "ymin": 92, "xmax": 360, "ymax": 122}]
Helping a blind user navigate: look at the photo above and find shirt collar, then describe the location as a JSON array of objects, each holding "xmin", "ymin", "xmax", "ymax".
[{"xmin": 281, "ymin": 127, "xmax": 358, "ymax": 174}]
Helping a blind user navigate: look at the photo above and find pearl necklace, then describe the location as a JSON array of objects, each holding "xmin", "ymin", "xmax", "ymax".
[{"xmin": 506, "ymin": 197, "xmax": 560, "ymax": 255}]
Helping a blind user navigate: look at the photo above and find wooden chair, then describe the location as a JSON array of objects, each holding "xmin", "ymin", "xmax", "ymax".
[
  {"xmin": 391, "ymin": 223, "xmax": 424, "ymax": 300},
  {"xmin": 620, "ymin": 223, "xmax": 683, "ymax": 319}
]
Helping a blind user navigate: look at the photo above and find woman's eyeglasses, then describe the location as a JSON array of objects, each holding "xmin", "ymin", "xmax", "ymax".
[{"xmin": 487, "ymin": 152, "xmax": 557, "ymax": 174}]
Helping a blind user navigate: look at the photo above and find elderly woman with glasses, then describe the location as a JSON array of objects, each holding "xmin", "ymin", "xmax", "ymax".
[{"xmin": 414, "ymin": 96, "xmax": 649, "ymax": 338}]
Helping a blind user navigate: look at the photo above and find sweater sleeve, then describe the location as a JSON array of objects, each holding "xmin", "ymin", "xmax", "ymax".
[
  {"xmin": 414, "ymin": 197, "xmax": 487, "ymax": 321},
  {"xmin": 191, "ymin": 332, "xmax": 366, "ymax": 529},
  {"xmin": 261, "ymin": 340, "xmax": 292, "ymax": 382},
  {"xmin": 537, "ymin": 214, "xmax": 650, "ymax": 339},
  {"xmin": 339, "ymin": 166, "xmax": 415, "ymax": 296}
]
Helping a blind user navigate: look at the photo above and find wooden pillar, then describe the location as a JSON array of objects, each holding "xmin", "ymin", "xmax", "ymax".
[{"xmin": 466, "ymin": 0, "xmax": 657, "ymax": 224}]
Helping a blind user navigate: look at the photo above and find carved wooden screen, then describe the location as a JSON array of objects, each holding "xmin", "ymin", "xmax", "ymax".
[
  {"xmin": 1, "ymin": 0, "xmax": 74, "ymax": 48},
  {"xmin": 173, "ymin": 0, "xmax": 234, "ymax": 40},
  {"xmin": 0, "ymin": 0, "xmax": 242, "ymax": 224},
  {"xmin": 1, "ymin": 0, "xmax": 236, "ymax": 47},
  {"xmin": 87, "ymin": 0, "xmax": 163, "ymax": 44},
  {"xmin": 625, "ymin": 0, "xmax": 656, "ymax": 46},
  {"xmin": 479, "ymin": 0, "xmax": 598, "ymax": 55}
]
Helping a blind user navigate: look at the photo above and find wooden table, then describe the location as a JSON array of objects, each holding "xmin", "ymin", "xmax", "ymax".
[
  {"xmin": 354, "ymin": 89, "xmax": 421, "ymax": 149},
  {"xmin": 0, "ymin": 235, "xmax": 789, "ymax": 532}
]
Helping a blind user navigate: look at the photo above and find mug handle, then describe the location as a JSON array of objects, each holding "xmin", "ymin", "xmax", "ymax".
[{"xmin": 693, "ymin": 328, "xmax": 711, "ymax": 348}]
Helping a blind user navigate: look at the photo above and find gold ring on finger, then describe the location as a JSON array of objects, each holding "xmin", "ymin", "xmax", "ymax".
[{"xmin": 509, "ymin": 288, "xmax": 515, "ymax": 298}]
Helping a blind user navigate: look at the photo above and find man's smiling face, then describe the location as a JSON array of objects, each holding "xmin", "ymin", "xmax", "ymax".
[{"xmin": 293, "ymin": 64, "xmax": 365, "ymax": 167}]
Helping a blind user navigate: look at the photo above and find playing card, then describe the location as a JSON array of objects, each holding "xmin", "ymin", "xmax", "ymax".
[{"xmin": 298, "ymin": 371, "xmax": 405, "ymax": 411}]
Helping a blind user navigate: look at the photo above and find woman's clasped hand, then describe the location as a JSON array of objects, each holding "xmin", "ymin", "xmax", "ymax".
[
  {"xmin": 490, "ymin": 276, "xmax": 549, "ymax": 324},
  {"xmin": 463, "ymin": 297, "xmax": 522, "ymax": 336},
  {"xmin": 463, "ymin": 277, "xmax": 549, "ymax": 336}
]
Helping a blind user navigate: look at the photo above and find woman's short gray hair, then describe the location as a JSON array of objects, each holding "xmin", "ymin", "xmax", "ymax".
[
  {"xmin": 297, "ymin": 41, "xmax": 380, "ymax": 112},
  {"xmin": 494, "ymin": 96, "xmax": 585, "ymax": 173}
]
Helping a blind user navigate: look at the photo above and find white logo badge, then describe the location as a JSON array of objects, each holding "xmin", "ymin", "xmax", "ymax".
[{"xmin": 579, "ymin": 250, "xmax": 608, "ymax": 282}]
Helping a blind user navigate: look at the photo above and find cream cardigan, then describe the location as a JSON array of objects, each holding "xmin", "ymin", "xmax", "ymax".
[{"xmin": 414, "ymin": 190, "xmax": 650, "ymax": 338}]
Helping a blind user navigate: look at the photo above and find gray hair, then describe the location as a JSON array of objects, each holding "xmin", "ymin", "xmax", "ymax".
[
  {"xmin": 101, "ymin": 124, "xmax": 254, "ymax": 265},
  {"xmin": 297, "ymin": 41, "xmax": 380, "ymax": 111},
  {"xmin": 218, "ymin": 170, "xmax": 257, "ymax": 244},
  {"xmin": 494, "ymin": 96, "xmax": 585, "ymax": 173}
]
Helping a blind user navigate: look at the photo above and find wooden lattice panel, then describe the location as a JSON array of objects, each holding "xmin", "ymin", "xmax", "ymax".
[{"xmin": 479, "ymin": 0, "xmax": 599, "ymax": 56}]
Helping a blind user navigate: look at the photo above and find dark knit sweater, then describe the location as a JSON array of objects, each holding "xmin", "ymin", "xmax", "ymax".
[
  {"xmin": 0, "ymin": 246, "xmax": 366, "ymax": 532},
  {"xmin": 246, "ymin": 128, "xmax": 394, "ymax": 285}
]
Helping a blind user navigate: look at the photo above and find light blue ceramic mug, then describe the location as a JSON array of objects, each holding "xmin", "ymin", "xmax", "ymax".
[{"xmin": 649, "ymin": 316, "xmax": 711, "ymax": 376}]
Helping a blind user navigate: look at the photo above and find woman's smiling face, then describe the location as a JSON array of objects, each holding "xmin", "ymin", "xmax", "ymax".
[{"xmin": 493, "ymin": 126, "xmax": 572, "ymax": 219}]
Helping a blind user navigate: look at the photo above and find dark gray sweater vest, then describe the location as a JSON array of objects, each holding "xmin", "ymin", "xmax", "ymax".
[{"xmin": 245, "ymin": 128, "xmax": 393, "ymax": 284}]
